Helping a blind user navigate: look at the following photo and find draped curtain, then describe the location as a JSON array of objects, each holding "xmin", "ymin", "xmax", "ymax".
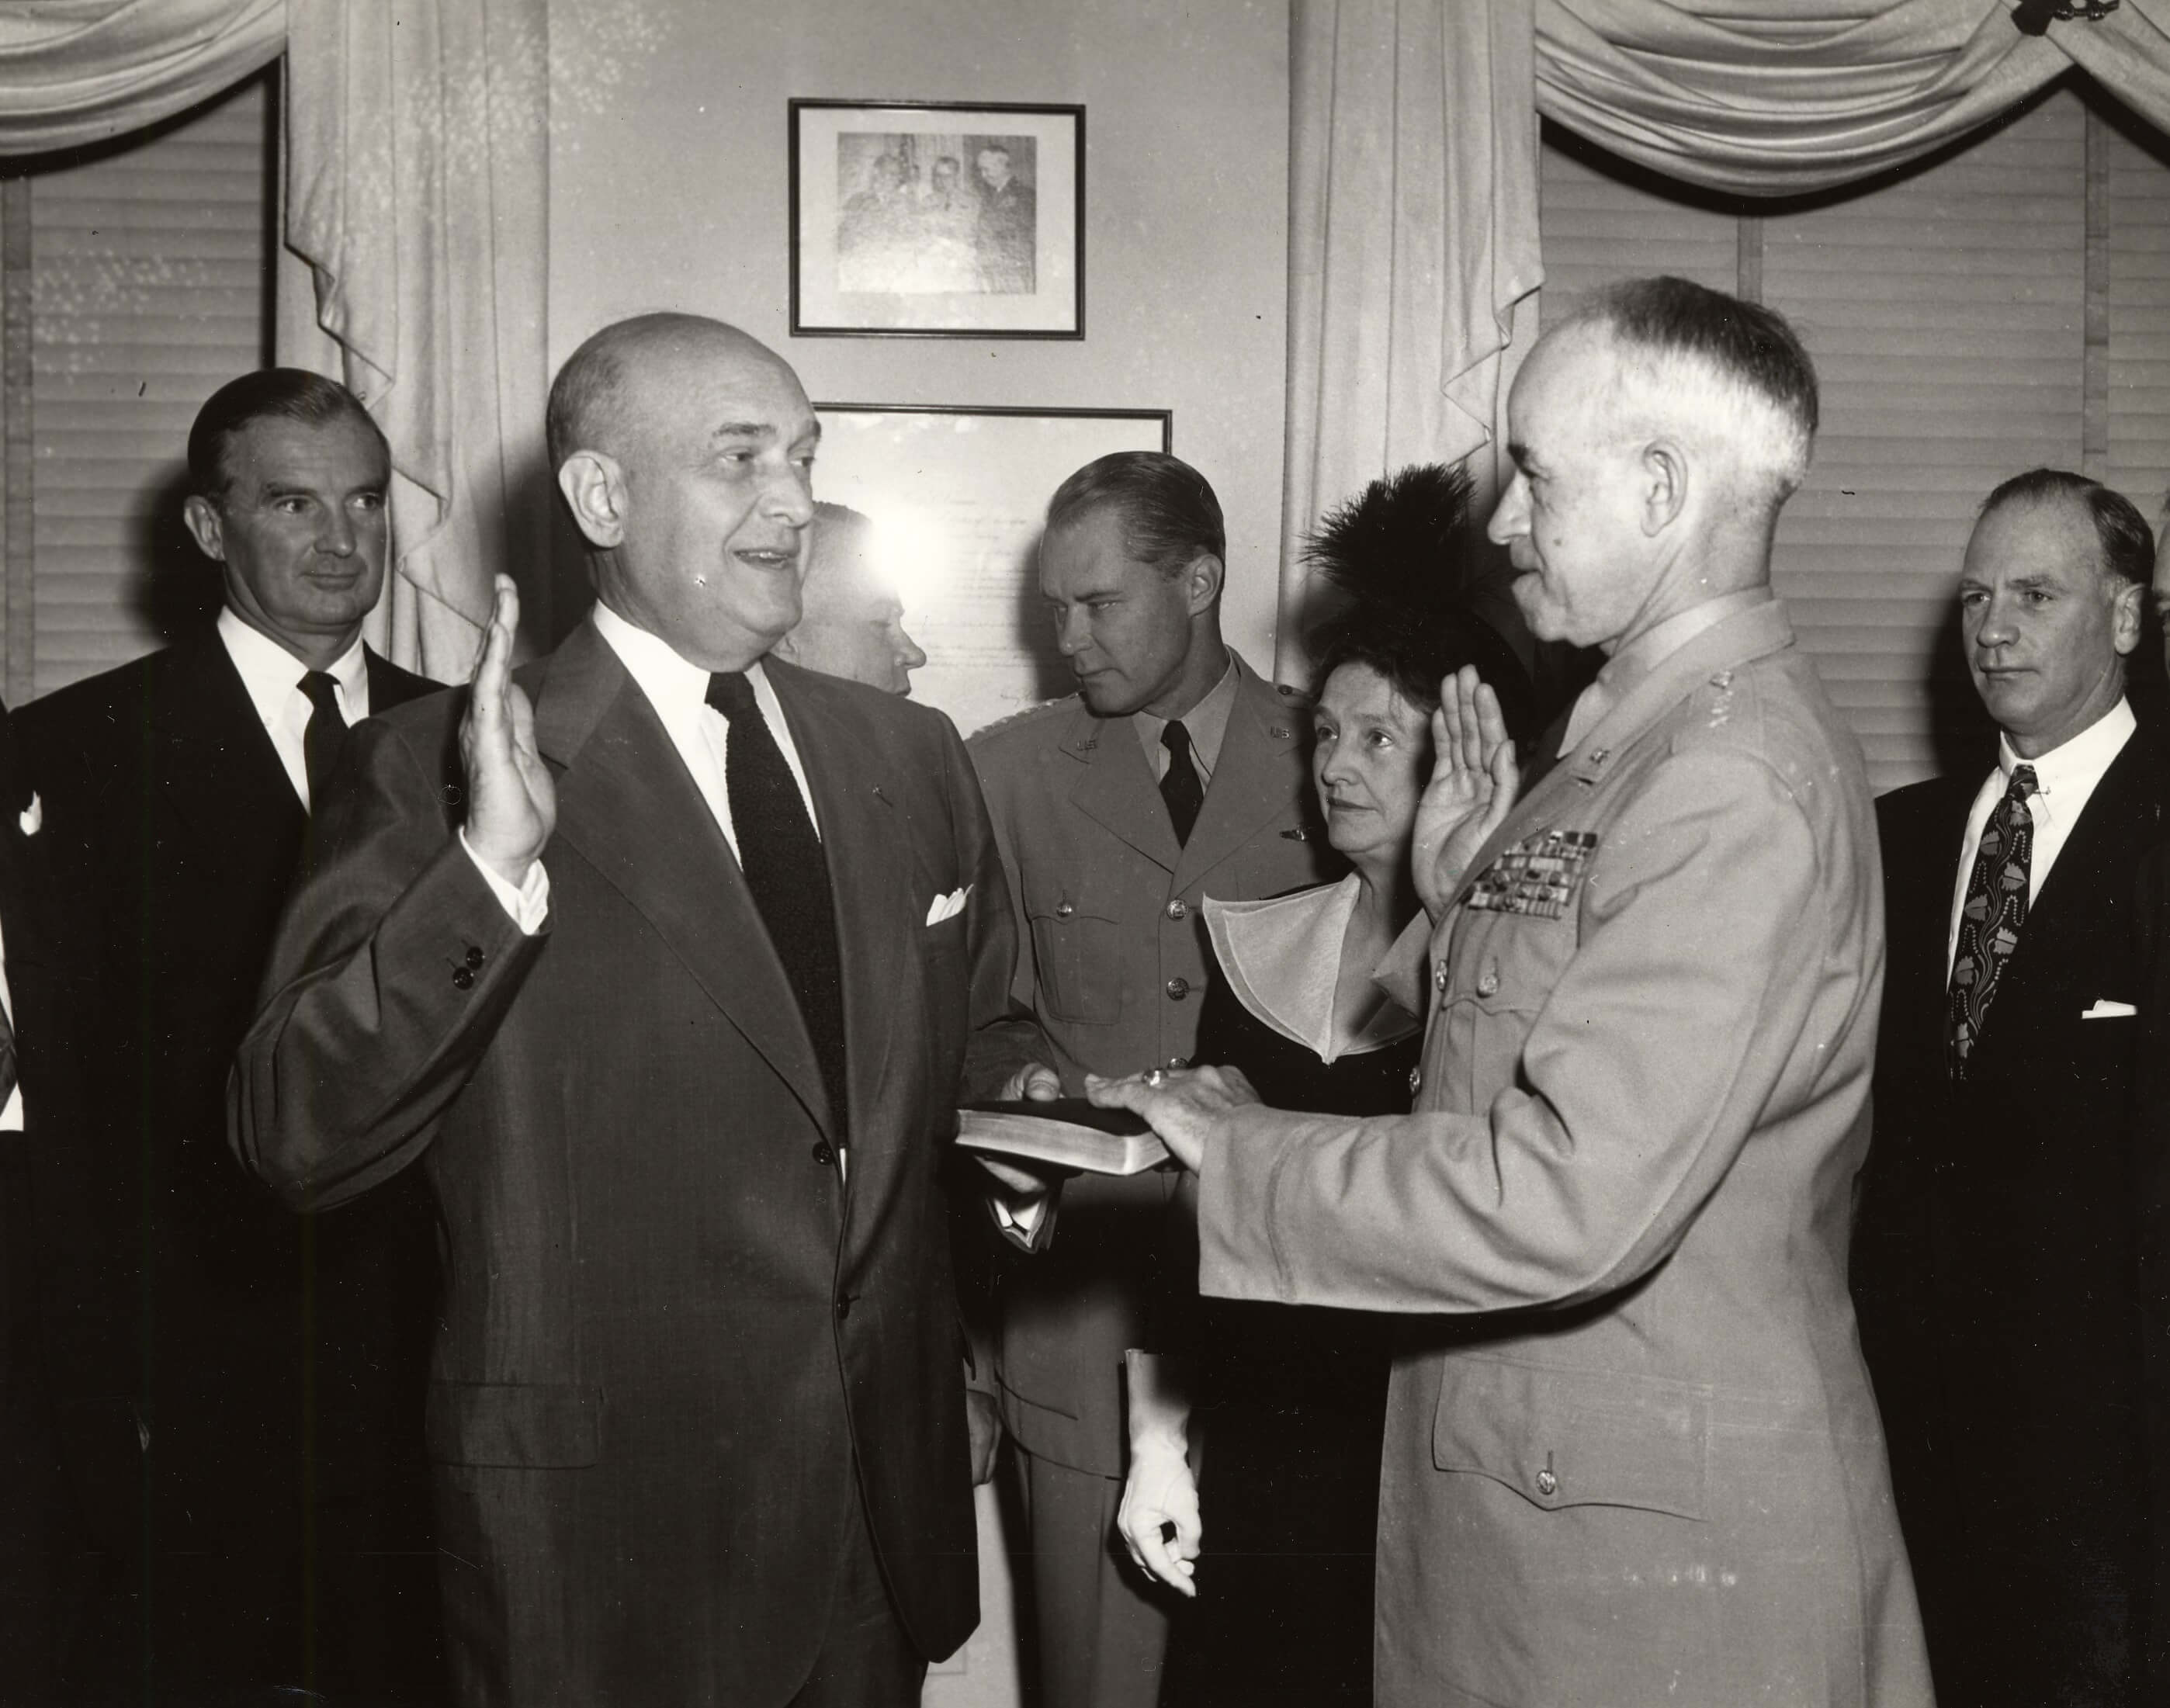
[
  {"xmin": 278, "ymin": 0, "xmax": 549, "ymax": 680},
  {"xmin": 1277, "ymin": 0, "xmax": 2170, "ymax": 685},
  {"xmin": 0, "ymin": 0, "xmax": 549, "ymax": 682}
]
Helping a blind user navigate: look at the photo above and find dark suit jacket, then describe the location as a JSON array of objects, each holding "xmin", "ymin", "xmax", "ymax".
[
  {"xmin": 231, "ymin": 627, "xmax": 1042, "ymax": 1706},
  {"xmin": 14, "ymin": 631, "xmax": 442, "ymax": 1664},
  {"xmin": 1855, "ymin": 722, "xmax": 2170, "ymax": 1705}
]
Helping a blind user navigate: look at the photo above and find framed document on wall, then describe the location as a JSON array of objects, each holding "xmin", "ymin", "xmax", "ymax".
[
  {"xmin": 791, "ymin": 101, "xmax": 1085, "ymax": 338},
  {"xmin": 809, "ymin": 404, "xmax": 1170, "ymax": 736}
]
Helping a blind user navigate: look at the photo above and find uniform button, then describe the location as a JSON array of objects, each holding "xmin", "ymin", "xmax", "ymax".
[
  {"xmin": 834, "ymin": 1295, "xmax": 852, "ymax": 1320},
  {"xmin": 1165, "ymin": 899, "xmax": 1187, "ymax": 922},
  {"xmin": 1166, "ymin": 1056, "xmax": 1189, "ymax": 1071},
  {"xmin": 1433, "ymin": 961, "xmax": 1449, "ymax": 993},
  {"xmin": 811, "ymin": 1141, "xmax": 834, "ymax": 1167},
  {"xmin": 1056, "ymin": 900, "xmax": 1075, "ymax": 918},
  {"xmin": 1408, "ymin": 1066, "xmax": 1422, "ymax": 1096},
  {"xmin": 452, "ymin": 965, "xmax": 476, "ymax": 990},
  {"xmin": 466, "ymin": 945, "xmax": 486, "ymax": 970},
  {"xmin": 1165, "ymin": 978, "xmax": 1190, "ymax": 1000},
  {"xmin": 1476, "ymin": 963, "xmax": 1500, "ymax": 997},
  {"xmin": 1535, "ymin": 1467, "xmax": 1558, "ymax": 1498}
]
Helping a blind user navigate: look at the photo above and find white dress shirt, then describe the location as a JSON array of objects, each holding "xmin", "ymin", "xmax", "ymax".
[
  {"xmin": 0, "ymin": 871, "xmax": 19, "ymax": 1131},
  {"xmin": 217, "ymin": 606, "xmax": 371, "ymax": 810},
  {"xmin": 467, "ymin": 605, "xmax": 823, "ymax": 934},
  {"xmin": 1943, "ymin": 698, "xmax": 2137, "ymax": 977}
]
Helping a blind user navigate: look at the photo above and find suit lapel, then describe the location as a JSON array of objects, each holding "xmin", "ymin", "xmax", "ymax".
[
  {"xmin": 767, "ymin": 661, "xmax": 912, "ymax": 1150},
  {"xmin": 535, "ymin": 625, "xmax": 834, "ymax": 1136},
  {"xmin": 156, "ymin": 633, "xmax": 305, "ymax": 886},
  {"xmin": 1976, "ymin": 727, "xmax": 2165, "ymax": 1048},
  {"xmin": 1065, "ymin": 702, "xmax": 1182, "ymax": 872},
  {"xmin": 1173, "ymin": 659, "xmax": 1309, "ymax": 892}
]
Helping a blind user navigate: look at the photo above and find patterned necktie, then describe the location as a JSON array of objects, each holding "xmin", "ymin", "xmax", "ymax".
[
  {"xmin": 1160, "ymin": 720, "xmax": 1204, "ymax": 847},
  {"xmin": 706, "ymin": 672, "xmax": 849, "ymax": 1142},
  {"xmin": 1946, "ymin": 763, "xmax": 2037, "ymax": 1079},
  {"xmin": 299, "ymin": 670, "xmax": 348, "ymax": 810}
]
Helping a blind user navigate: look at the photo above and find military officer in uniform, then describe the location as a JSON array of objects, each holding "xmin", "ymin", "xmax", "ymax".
[{"xmin": 969, "ymin": 451, "xmax": 1336, "ymax": 1708}]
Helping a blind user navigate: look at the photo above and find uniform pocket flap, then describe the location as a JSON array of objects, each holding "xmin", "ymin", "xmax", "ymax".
[
  {"xmin": 426, "ymin": 1380, "xmax": 603, "ymax": 1468},
  {"xmin": 1432, "ymin": 1356, "xmax": 1708, "ymax": 1520}
]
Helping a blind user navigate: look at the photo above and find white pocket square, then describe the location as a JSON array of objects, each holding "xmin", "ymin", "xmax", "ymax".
[
  {"xmin": 925, "ymin": 885, "xmax": 972, "ymax": 927},
  {"xmin": 2082, "ymin": 999, "xmax": 2137, "ymax": 1020},
  {"xmin": 16, "ymin": 793, "xmax": 37, "ymax": 837}
]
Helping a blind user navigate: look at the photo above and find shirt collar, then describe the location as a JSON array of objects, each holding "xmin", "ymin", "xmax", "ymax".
[
  {"xmin": 217, "ymin": 605, "xmax": 367, "ymax": 729},
  {"xmin": 589, "ymin": 599, "xmax": 775, "ymax": 725},
  {"xmin": 1995, "ymin": 696, "xmax": 2135, "ymax": 816},
  {"xmin": 1132, "ymin": 647, "xmax": 1240, "ymax": 776},
  {"xmin": 1563, "ymin": 590, "xmax": 1770, "ymax": 755}
]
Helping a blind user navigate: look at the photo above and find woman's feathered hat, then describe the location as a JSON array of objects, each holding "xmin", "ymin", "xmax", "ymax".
[{"xmin": 1303, "ymin": 463, "xmax": 1534, "ymax": 739}]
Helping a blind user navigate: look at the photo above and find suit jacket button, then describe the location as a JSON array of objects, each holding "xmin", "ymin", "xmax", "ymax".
[
  {"xmin": 1535, "ymin": 1467, "xmax": 1558, "ymax": 1497},
  {"xmin": 1165, "ymin": 899, "xmax": 1187, "ymax": 922},
  {"xmin": 1165, "ymin": 977, "xmax": 1189, "ymax": 1000},
  {"xmin": 465, "ymin": 945, "xmax": 485, "ymax": 970},
  {"xmin": 452, "ymin": 965, "xmax": 476, "ymax": 990},
  {"xmin": 811, "ymin": 1141, "xmax": 834, "ymax": 1168}
]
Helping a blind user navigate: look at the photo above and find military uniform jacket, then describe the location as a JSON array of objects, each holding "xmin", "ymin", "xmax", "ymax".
[
  {"xmin": 1195, "ymin": 601, "xmax": 1932, "ymax": 1706},
  {"xmin": 969, "ymin": 653, "xmax": 1335, "ymax": 1475}
]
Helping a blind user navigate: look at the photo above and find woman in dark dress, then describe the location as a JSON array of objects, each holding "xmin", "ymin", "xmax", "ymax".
[{"xmin": 1121, "ymin": 463, "xmax": 1538, "ymax": 1705}]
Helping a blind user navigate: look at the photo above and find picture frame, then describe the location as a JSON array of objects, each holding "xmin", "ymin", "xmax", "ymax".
[
  {"xmin": 809, "ymin": 404, "xmax": 1170, "ymax": 733},
  {"xmin": 790, "ymin": 101, "xmax": 1085, "ymax": 338}
]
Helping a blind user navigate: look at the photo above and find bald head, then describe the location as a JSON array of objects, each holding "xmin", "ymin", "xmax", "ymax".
[{"xmin": 546, "ymin": 314, "xmax": 793, "ymax": 472}]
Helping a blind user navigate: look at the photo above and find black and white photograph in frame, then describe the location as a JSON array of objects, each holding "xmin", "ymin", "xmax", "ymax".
[{"xmin": 792, "ymin": 102, "xmax": 1083, "ymax": 338}]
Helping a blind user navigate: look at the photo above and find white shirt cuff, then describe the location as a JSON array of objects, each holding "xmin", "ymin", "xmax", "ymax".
[
  {"xmin": 993, "ymin": 1193, "xmax": 1049, "ymax": 1238},
  {"xmin": 460, "ymin": 830, "xmax": 549, "ymax": 934}
]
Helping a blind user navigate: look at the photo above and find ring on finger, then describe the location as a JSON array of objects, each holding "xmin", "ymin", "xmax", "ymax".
[{"xmin": 1142, "ymin": 1068, "xmax": 1166, "ymax": 1088}]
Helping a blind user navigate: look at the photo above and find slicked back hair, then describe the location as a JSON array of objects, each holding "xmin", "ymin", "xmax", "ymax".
[
  {"xmin": 1044, "ymin": 452, "xmax": 1225, "ymax": 582},
  {"xmin": 1979, "ymin": 467, "xmax": 2155, "ymax": 589},
  {"xmin": 1566, "ymin": 275, "xmax": 1819, "ymax": 508},
  {"xmin": 187, "ymin": 368, "xmax": 387, "ymax": 500}
]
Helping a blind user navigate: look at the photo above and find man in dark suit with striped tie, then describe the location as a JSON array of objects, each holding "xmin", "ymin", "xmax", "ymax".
[
  {"xmin": 18, "ymin": 369, "xmax": 442, "ymax": 1700},
  {"xmin": 1854, "ymin": 467, "xmax": 2170, "ymax": 1706}
]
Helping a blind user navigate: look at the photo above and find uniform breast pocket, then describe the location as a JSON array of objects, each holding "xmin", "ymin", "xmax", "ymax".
[
  {"xmin": 1024, "ymin": 876, "xmax": 1124, "ymax": 1026},
  {"xmin": 1437, "ymin": 989, "xmax": 1541, "ymax": 1114}
]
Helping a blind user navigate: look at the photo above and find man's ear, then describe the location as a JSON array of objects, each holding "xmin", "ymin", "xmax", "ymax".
[
  {"xmin": 1182, "ymin": 551, "xmax": 1225, "ymax": 618},
  {"xmin": 181, "ymin": 494, "xmax": 227, "ymax": 563},
  {"xmin": 1640, "ymin": 440, "xmax": 1689, "ymax": 538},
  {"xmin": 556, "ymin": 451, "xmax": 627, "ymax": 549},
  {"xmin": 2111, "ymin": 575, "xmax": 2144, "ymax": 658}
]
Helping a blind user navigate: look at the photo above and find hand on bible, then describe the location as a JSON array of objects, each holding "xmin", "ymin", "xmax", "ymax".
[
  {"xmin": 460, "ymin": 575, "xmax": 556, "ymax": 887},
  {"xmin": 1413, "ymin": 664, "xmax": 1517, "ymax": 923},
  {"xmin": 1085, "ymin": 1064, "xmax": 1260, "ymax": 1173}
]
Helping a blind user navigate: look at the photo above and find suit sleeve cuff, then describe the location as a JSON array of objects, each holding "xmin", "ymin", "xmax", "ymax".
[{"xmin": 459, "ymin": 830, "xmax": 549, "ymax": 934}]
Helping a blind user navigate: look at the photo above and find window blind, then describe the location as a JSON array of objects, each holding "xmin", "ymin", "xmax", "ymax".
[{"xmin": 27, "ymin": 71, "xmax": 271, "ymax": 698}]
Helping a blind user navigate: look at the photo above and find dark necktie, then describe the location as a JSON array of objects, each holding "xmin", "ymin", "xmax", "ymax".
[
  {"xmin": 299, "ymin": 670, "xmax": 348, "ymax": 809},
  {"xmin": 1160, "ymin": 720, "xmax": 1205, "ymax": 847},
  {"xmin": 1946, "ymin": 763, "xmax": 2037, "ymax": 1079},
  {"xmin": 706, "ymin": 672, "xmax": 849, "ymax": 1142}
]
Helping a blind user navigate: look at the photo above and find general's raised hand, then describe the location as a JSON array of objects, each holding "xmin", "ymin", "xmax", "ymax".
[
  {"xmin": 1085, "ymin": 1064, "xmax": 1260, "ymax": 1173},
  {"xmin": 1412, "ymin": 664, "xmax": 1518, "ymax": 923},
  {"xmin": 459, "ymin": 575, "xmax": 556, "ymax": 885}
]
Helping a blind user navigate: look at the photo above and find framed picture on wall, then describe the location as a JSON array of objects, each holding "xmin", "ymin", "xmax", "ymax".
[
  {"xmin": 809, "ymin": 404, "xmax": 1169, "ymax": 733},
  {"xmin": 790, "ymin": 101, "xmax": 1085, "ymax": 338}
]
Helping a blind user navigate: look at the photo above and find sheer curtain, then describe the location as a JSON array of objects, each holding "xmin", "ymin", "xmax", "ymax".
[
  {"xmin": 277, "ymin": 0, "xmax": 551, "ymax": 681},
  {"xmin": 1276, "ymin": 0, "xmax": 2170, "ymax": 684}
]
